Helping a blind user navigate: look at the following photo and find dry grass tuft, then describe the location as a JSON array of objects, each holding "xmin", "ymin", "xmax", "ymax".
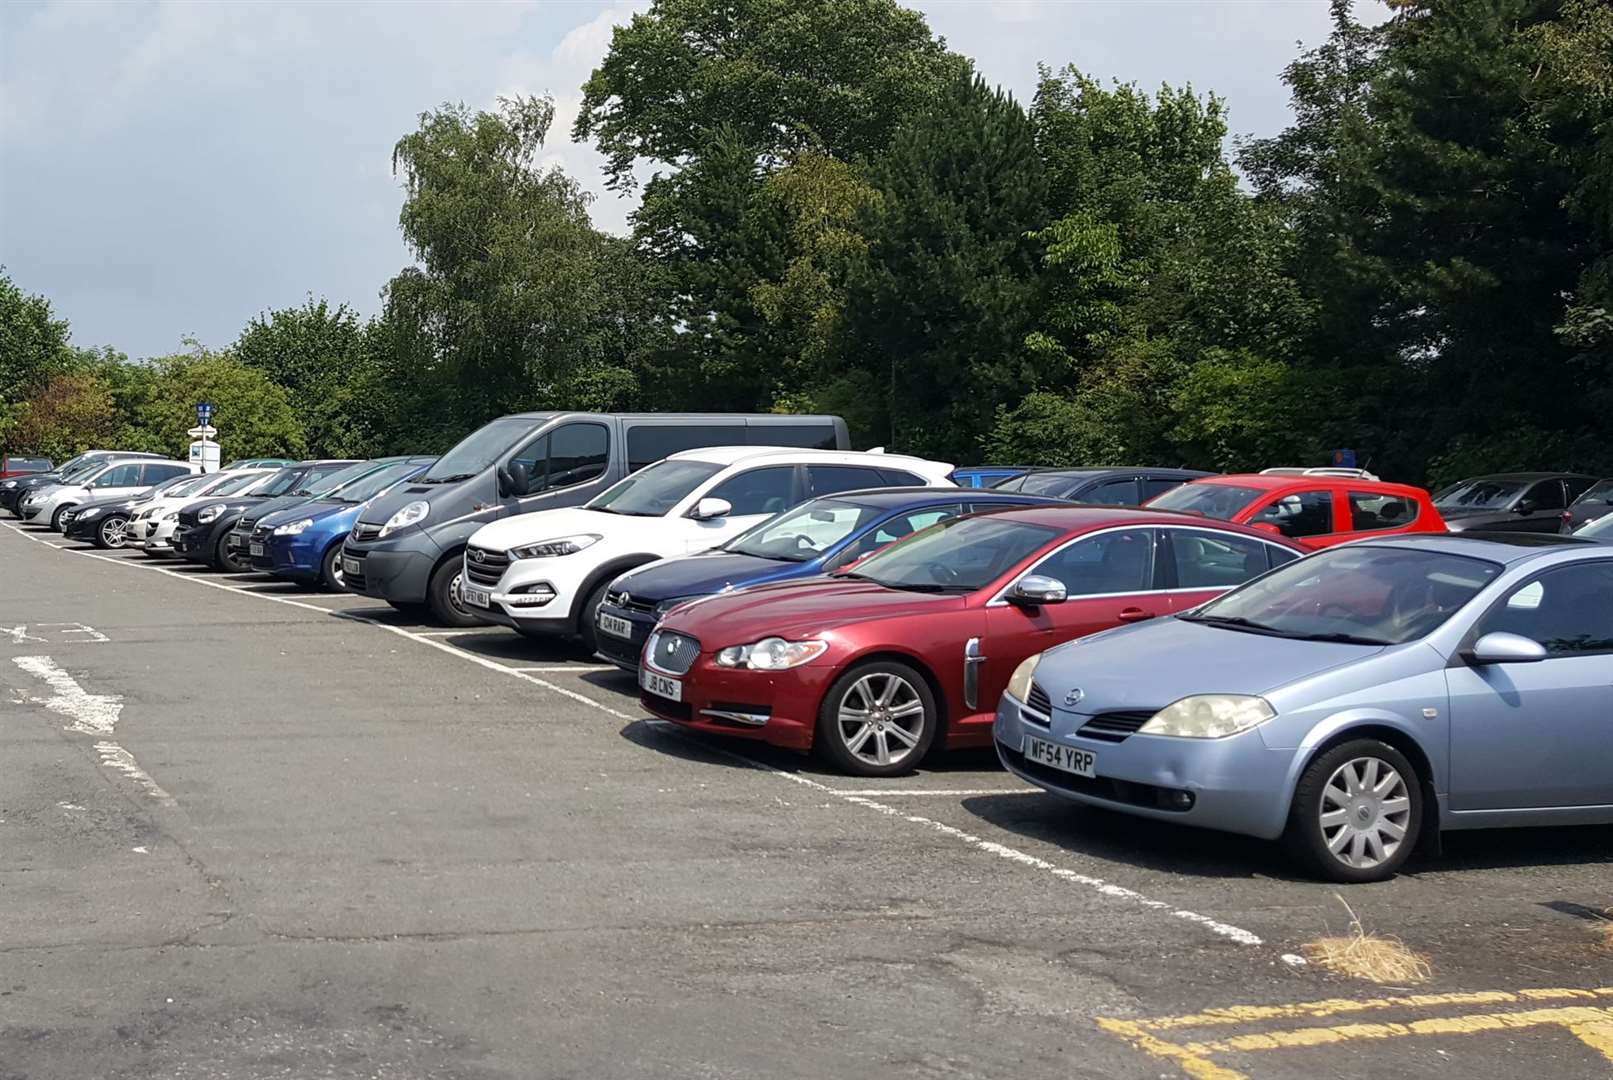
[{"xmin": 1302, "ymin": 895, "xmax": 1432, "ymax": 985}]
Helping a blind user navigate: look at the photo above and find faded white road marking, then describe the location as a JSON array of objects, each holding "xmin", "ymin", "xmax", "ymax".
[
  {"xmin": 4, "ymin": 520, "xmax": 1265, "ymax": 949},
  {"xmin": 2, "ymin": 625, "xmax": 48, "ymax": 644},
  {"xmin": 13, "ymin": 655, "xmax": 122, "ymax": 734},
  {"xmin": 95, "ymin": 742, "xmax": 175, "ymax": 805},
  {"xmin": 42, "ymin": 621, "xmax": 110, "ymax": 643},
  {"xmin": 826, "ymin": 788, "xmax": 1037, "ymax": 797},
  {"xmin": 3, "ymin": 622, "xmax": 109, "ymax": 645}
]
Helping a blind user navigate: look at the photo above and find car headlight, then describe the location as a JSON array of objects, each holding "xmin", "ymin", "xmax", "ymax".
[
  {"xmin": 1139, "ymin": 695, "xmax": 1274, "ymax": 739},
  {"xmin": 714, "ymin": 637, "xmax": 829, "ymax": 670},
  {"xmin": 1006, "ymin": 654, "xmax": 1042, "ymax": 703},
  {"xmin": 1, "ymin": 480, "xmax": 15, "ymax": 489},
  {"xmin": 510, "ymin": 534, "xmax": 601, "ymax": 560},
  {"xmin": 197, "ymin": 505, "xmax": 221, "ymax": 523},
  {"xmin": 378, "ymin": 500, "xmax": 429, "ymax": 538},
  {"xmin": 273, "ymin": 517, "xmax": 314, "ymax": 536},
  {"xmin": 162, "ymin": 511, "xmax": 179, "ymax": 521}
]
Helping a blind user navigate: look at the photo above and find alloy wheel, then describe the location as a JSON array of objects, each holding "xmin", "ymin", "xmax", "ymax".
[
  {"xmin": 1319, "ymin": 756, "xmax": 1411, "ymax": 870},
  {"xmin": 100, "ymin": 517, "xmax": 128, "ymax": 548},
  {"xmin": 835, "ymin": 672, "xmax": 926, "ymax": 768}
]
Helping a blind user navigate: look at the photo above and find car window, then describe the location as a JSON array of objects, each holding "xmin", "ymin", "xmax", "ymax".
[
  {"xmin": 1028, "ymin": 528, "xmax": 1155, "ymax": 595},
  {"xmin": 1250, "ymin": 489, "xmax": 1335, "ymax": 538},
  {"xmin": 1475, "ymin": 562, "xmax": 1613, "ymax": 656},
  {"xmin": 1522, "ymin": 479, "xmax": 1566, "ymax": 511},
  {"xmin": 1169, "ymin": 530, "xmax": 1276, "ymax": 589},
  {"xmin": 1347, "ymin": 491, "xmax": 1420, "ymax": 532},
  {"xmin": 1077, "ymin": 478, "xmax": 1137, "ymax": 506},
  {"xmin": 93, "ymin": 464, "xmax": 143, "ymax": 487},
  {"xmin": 1564, "ymin": 476, "xmax": 1596, "ymax": 502},
  {"xmin": 545, "ymin": 423, "xmax": 609, "ymax": 490},
  {"xmin": 708, "ymin": 466, "xmax": 797, "ymax": 516},
  {"xmin": 1147, "ymin": 482, "xmax": 1262, "ymax": 518},
  {"xmin": 1434, "ymin": 478, "xmax": 1526, "ymax": 511},
  {"xmin": 805, "ymin": 465, "xmax": 887, "ymax": 498},
  {"xmin": 878, "ymin": 468, "xmax": 927, "ymax": 486},
  {"xmin": 590, "ymin": 460, "xmax": 724, "ymax": 517},
  {"xmin": 149, "ymin": 464, "xmax": 190, "ymax": 483},
  {"xmin": 626, "ymin": 424, "xmax": 745, "ymax": 472},
  {"xmin": 832, "ymin": 506, "xmax": 964, "ymax": 566},
  {"xmin": 745, "ymin": 422, "xmax": 838, "ymax": 450},
  {"xmin": 1142, "ymin": 477, "xmax": 1187, "ymax": 501},
  {"xmin": 1571, "ymin": 480, "xmax": 1613, "ymax": 506},
  {"xmin": 207, "ymin": 472, "xmax": 264, "ymax": 497},
  {"xmin": 422, "ymin": 417, "xmax": 530, "ymax": 483},
  {"xmin": 256, "ymin": 468, "xmax": 304, "ymax": 497}
]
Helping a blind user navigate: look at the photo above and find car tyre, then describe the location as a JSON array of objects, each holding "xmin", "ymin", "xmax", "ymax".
[
  {"xmin": 815, "ymin": 660, "xmax": 939, "ymax": 778},
  {"xmin": 427, "ymin": 558, "xmax": 481, "ymax": 627},
  {"xmin": 319, "ymin": 544, "xmax": 344, "ymax": 591},
  {"xmin": 215, "ymin": 531, "xmax": 248, "ymax": 573},
  {"xmin": 576, "ymin": 580, "xmax": 611, "ymax": 655},
  {"xmin": 96, "ymin": 515, "xmax": 129, "ymax": 549},
  {"xmin": 1283, "ymin": 738, "xmax": 1423, "ymax": 883},
  {"xmin": 49, "ymin": 504, "xmax": 73, "ymax": 531}
]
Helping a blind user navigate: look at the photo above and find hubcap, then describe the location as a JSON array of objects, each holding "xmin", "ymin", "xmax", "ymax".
[
  {"xmin": 836, "ymin": 673, "xmax": 926, "ymax": 767},
  {"xmin": 103, "ymin": 518, "xmax": 127, "ymax": 547},
  {"xmin": 448, "ymin": 570, "xmax": 467, "ymax": 614},
  {"xmin": 1320, "ymin": 756, "xmax": 1411, "ymax": 869}
]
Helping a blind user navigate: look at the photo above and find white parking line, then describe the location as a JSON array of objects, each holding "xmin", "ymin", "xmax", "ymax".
[
  {"xmin": 511, "ymin": 665, "xmax": 617, "ymax": 673},
  {"xmin": 827, "ymin": 788, "xmax": 1037, "ymax": 797},
  {"xmin": 4, "ymin": 521, "xmax": 1266, "ymax": 949}
]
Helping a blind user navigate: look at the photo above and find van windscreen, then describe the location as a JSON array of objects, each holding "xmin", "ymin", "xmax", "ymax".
[{"xmin": 421, "ymin": 418, "xmax": 532, "ymax": 483}]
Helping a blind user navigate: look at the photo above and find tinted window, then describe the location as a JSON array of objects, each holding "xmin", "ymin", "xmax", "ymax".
[
  {"xmin": 707, "ymin": 466, "xmax": 797, "ymax": 516},
  {"xmin": 330, "ymin": 462, "xmax": 420, "ymax": 503},
  {"xmin": 206, "ymin": 472, "xmax": 264, "ymax": 497},
  {"xmin": 1250, "ymin": 490, "xmax": 1335, "ymax": 538},
  {"xmin": 1476, "ymin": 562, "xmax": 1613, "ymax": 656},
  {"xmin": 1030, "ymin": 528, "xmax": 1154, "ymax": 595},
  {"xmin": 627, "ymin": 424, "xmax": 745, "ymax": 471},
  {"xmin": 1347, "ymin": 491, "xmax": 1420, "ymax": 532},
  {"xmin": 1522, "ymin": 479, "xmax": 1566, "ymax": 511},
  {"xmin": 1000, "ymin": 471, "xmax": 1101, "ymax": 497},
  {"xmin": 590, "ymin": 460, "xmax": 724, "ymax": 517},
  {"xmin": 93, "ymin": 464, "xmax": 144, "ymax": 487},
  {"xmin": 145, "ymin": 464, "xmax": 189, "ymax": 483},
  {"xmin": 847, "ymin": 516, "xmax": 1061, "ymax": 592},
  {"xmin": 832, "ymin": 506, "xmax": 964, "ymax": 566},
  {"xmin": 746, "ymin": 422, "xmax": 838, "ymax": 450},
  {"xmin": 1564, "ymin": 476, "xmax": 1596, "ymax": 502},
  {"xmin": 1148, "ymin": 482, "xmax": 1262, "ymax": 519},
  {"xmin": 1143, "ymin": 477, "xmax": 1187, "ymax": 500},
  {"xmin": 806, "ymin": 465, "xmax": 887, "ymax": 497},
  {"xmin": 1170, "ymin": 530, "xmax": 1274, "ymax": 589},
  {"xmin": 293, "ymin": 462, "xmax": 367, "ymax": 496},
  {"xmin": 878, "ymin": 469, "xmax": 927, "ymax": 486},
  {"xmin": 545, "ymin": 423, "xmax": 609, "ymax": 490},
  {"xmin": 1078, "ymin": 478, "xmax": 1137, "ymax": 506},
  {"xmin": 1571, "ymin": 480, "xmax": 1613, "ymax": 506}
]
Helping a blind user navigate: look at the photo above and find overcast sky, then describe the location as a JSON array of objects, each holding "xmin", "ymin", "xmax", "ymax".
[{"xmin": 0, "ymin": 0, "xmax": 1387, "ymax": 360}]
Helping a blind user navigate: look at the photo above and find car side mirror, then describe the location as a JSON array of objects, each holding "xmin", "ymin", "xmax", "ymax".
[
  {"xmin": 1468, "ymin": 631, "xmax": 1548, "ymax": 665},
  {"xmin": 505, "ymin": 461, "xmax": 532, "ymax": 498},
  {"xmin": 1249, "ymin": 522, "xmax": 1285, "ymax": 537},
  {"xmin": 1513, "ymin": 499, "xmax": 1536, "ymax": 515},
  {"xmin": 1006, "ymin": 574, "xmax": 1067, "ymax": 608},
  {"xmin": 689, "ymin": 497, "xmax": 732, "ymax": 521}
]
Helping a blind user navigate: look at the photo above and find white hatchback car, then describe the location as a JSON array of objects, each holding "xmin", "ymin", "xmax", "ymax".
[
  {"xmin": 21, "ymin": 458, "xmax": 196, "ymax": 530},
  {"xmin": 129, "ymin": 469, "xmax": 273, "ymax": 555},
  {"xmin": 462, "ymin": 447, "xmax": 954, "ymax": 649}
]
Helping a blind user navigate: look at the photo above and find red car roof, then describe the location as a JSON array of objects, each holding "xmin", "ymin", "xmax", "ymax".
[{"xmin": 1186, "ymin": 473, "xmax": 1431, "ymax": 498}]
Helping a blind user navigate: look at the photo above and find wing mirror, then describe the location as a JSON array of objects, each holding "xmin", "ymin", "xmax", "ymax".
[
  {"xmin": 1006, "ymin": 574, "xmax": 1067, "ymax": 608},
  {"xmin": 689, "ymin": 497, "xmax": 732, "ymax": 521},
  {"xmin": 1249, "ymin": 522, "xmax": 1285, "ymax": 537},
  {"xmin": 1513, "ymin": 499, "xmax": 1537, "ymax": 515},
  {"xmin": 507, "ymin": 462, "xmax": 532, "ymax": 498},
  {"xmin": 1467, "ymin": 631, "xmax": 1547, "ymax": 665}
]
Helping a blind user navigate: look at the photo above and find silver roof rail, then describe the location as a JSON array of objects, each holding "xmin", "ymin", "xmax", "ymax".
[{"xmin": 1259, "ymin": 466, "xmax": 1380, "ymax": 481}]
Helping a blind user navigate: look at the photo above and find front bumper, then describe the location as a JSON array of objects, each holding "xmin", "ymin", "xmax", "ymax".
[
  {"xmin": 132, "ymin": 517, "xmax": 180, "ymax": 551},
  {"xmin": 992, "ymin": 694, "xmax": 1296, "ymax": 840},
  {"xmin": 592, "ymin": 600, "xmax": 657, "ymax": 671},
  {"xmin": 341, "ymin": 533, "xmax": 440, "ymax": 604},
  {"xmin": 637, "ymin": 650, "xmax": 838, "ymax": 753},
  {"xmin": 19, "ymin": 499, "xmax": 46, "ymax": 522},
  {"xmin": 255, "ymin": 531, "xmax": 323, "ymax": 581}
]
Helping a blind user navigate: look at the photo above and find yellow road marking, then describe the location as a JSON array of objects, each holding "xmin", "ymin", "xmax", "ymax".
[{"xmin": 1098, "ymin": 987, "xmax": 1613, "ymax": 1079}]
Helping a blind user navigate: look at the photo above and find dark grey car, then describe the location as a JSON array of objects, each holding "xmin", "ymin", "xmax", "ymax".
[
  {"xmin": 1434, "ymin": 472, "xmax": 1597, "ymax": 534},
  {"xmin": 991, "ymin": 467, "xmax": 1213, "ymax": 504}
]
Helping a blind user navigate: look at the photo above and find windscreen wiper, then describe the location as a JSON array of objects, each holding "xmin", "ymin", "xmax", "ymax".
[
  {"xmin": 1182, "ymin": 614, "xmax": 1287, "ymax": 636},
  {"xmin": 420, "ymin": 473, "xmax": 476, "ymax": 484},
  {"xmin": 1291, "ymin": 631, "xmax": 1390, "ymax": 646}
]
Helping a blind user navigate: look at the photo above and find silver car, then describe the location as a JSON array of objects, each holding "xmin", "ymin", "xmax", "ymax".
[{"xmin": 996, "ymin": 534, "xmax": 1613, "ymax": 882}]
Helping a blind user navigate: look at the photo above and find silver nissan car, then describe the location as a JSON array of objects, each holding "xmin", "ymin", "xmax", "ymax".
[{"xmin": 996, "ymin": 533, "xmax": 1613, "ymax": 882}]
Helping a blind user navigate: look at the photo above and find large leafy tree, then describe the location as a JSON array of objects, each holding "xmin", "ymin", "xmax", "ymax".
[
  {"xmin": 114, "ymin": 346, "xmax": 306, "ymax": 460},
  {"xmin": 0, "ymin": 270, "xmax": 75, "ymax": 447}
]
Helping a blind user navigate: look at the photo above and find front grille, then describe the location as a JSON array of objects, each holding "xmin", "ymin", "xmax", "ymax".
[
  {"xmin": 464, "ymin": 545, "xmax": 510, "ymax": 588},
  {"xmin": 645, "ymin": 630, "xmax": 700, "ymax": 675},
  {"xmin": 1026, "ymin": 682, "xmax": 1052, "ymax": 715},
  {"xmin": 351, "ymin": 522, "xmax": 382, "ymax": 543},
  {"xmin": 1075, "ymin": 710, "xmax": 1157, "ymax": 744},
  {"xmin": 238, "ymin": 515, "xmax": 259, "ymax": 532},
  {"xmin": 596, "ymin": 628, "xmax": 645, "ymax": 669},
  {"xmin": 605, "ymin": 588, "xmax": 657, "ymax": 615}
]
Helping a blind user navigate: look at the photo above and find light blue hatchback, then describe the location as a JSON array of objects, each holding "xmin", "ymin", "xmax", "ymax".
[{"xmin": 996, "ymin": 533, "xmax": 1613, "ymax": 881}]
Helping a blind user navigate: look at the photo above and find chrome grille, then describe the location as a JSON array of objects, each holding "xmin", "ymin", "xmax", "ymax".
[
  {"xmin": 464, "ymin": 545, "xmax": 509, "ymax": 588},
  {"xmin": 645, "ymin": 630, "xmax": 700, "ymax": 675},
  {"xmin": 605, "ymin": 588, "xmax": 656, "ymax": 615},
  {"xmin": 1075, "ymin": 710, "xmax": 1156, "ymax": 743},
  {"xmin": 351, "ymin": 522, "xmax": 382, "ymax": 542}
]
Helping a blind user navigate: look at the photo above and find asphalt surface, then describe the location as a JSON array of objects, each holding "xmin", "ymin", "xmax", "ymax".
[{"xmin": 3, "ymin": 519, "xmax": 1611, "ymax": 1079}]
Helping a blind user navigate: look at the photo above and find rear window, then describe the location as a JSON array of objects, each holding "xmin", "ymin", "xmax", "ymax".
[
  {"xmin": 745, "ymin": 422, "xmax": 839, "ymax": 450},
  {"xmin": 1148, "ymin": 482, "xmax": 1263, "ymax": 519}
]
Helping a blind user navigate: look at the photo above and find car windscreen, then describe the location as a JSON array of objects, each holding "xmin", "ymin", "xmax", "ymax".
[
  {"xmin": 165, "ymin": 474, "xmax": 218, "ymax": 497},
  {"xmin": 1571, "ymin": 479, "xmax": 1613, "ymax": 506},
  {"xmin": 1146, "ymin": 482, "xmax": 1262, "ymax": 519},
  {"xmin": 291, "ymin": 462, "xmax": 366, "ymax": 496},
  {"xmin": 419, "ymin": 417, "xmax": 531, "ymax": 484},
  {"xmin": 840, "ymin": 515, "xmax": 1060, "ymax": 593},
  {"xmin": 206, "ymin": 472, "xmax": 264, "ymax": 497},
  {"xmin": 1433, "ymin": 478, "xmax": 1526, "ymax": 511},
  {"xmin": 59, "ymin": 458, "xmax": 108, "ymax": 481},
  {"xmin": 1182, "ymin": 545, "xmax": 1502, "ymax": 645},
  {"xmin": 588, "ymin": 460, "xmax": 724, "ymax": 517},
  {"xmin": 252, "ymin": 467, "xmax": 303, "ymax": 497},
  {"xmin": 329, "ymin": 462, "xmax": 419, "ymax": 503},
  {"xmin": 725, "ymin": 499, "xmax": 879, "ymax": 561}
]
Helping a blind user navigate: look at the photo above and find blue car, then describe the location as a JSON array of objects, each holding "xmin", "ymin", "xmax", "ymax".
[
  {"xmin": 252, "ymin": 457, "xmax": 435, "ymax": 589},
  {"xmin": 593, "ymin": 487, "xmax": 1066, "ymax": 672},
  {"xmin": 949, "ymin": 465, "xmax": 1034, "ymax": 489},
  {"xmin": 997, "ymin": 532, "xmax": 1613, "ymax": 882}
]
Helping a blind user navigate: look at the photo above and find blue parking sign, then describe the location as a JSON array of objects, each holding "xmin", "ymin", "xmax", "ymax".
[
  {"xmin": 1332, "ymin": 448, "xmax": 1356, "ymax": 469},
  {"xmin": 196, "ymin": 401, "xmax": 214, "ymax": 425}
]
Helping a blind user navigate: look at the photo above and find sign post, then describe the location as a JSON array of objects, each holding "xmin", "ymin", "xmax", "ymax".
[{"xmin": 189, "ymin": 402, "xmax": 219, "ymax": 473}]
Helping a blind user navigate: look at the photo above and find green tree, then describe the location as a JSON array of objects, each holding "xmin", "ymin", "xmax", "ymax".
[
  {"xmin": 7, "ymin": 372, "xmax": 120, "ymax": 461},
  {"xmin": 0, "ymin": 270, "xmax": 75, "ymax": 446},
  {"xmin": 115, "ymin": 346, "xmax": 305, "ymax": 460}
]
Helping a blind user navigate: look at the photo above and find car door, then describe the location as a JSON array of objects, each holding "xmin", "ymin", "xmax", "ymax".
[
  {"xmin": 505, "ymin": 422, "xmax": 613, "ymax": 518},
  {"xmin": 1446, "ymin": 561, "xmax": 1613, "ymax": 810},
  {"xmin": 1511, "ymin": 478, "xmax": 1568, "ymax": 533},
  {"xmin": 981, "ymin": 528, "xmax": 1164, "ymax": 710},
  {"xmin": 91, "ymin": 462, "xmax": 146, "ymax": 499},
  {"xmin": 683, "ymin": 465, "xmax": 800, "ymax": 552},
  {"xmin": 1245, "ymin": 488, "xmax": 1340, "ymax": 545}
]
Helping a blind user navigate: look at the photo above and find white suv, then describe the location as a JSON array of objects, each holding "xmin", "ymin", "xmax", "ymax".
[{"xmin": 461, "ymin": 447, "xmax": 953, "ymax": 648}]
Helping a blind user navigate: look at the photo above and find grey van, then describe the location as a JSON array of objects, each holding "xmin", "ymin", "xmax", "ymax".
[{"xmin": 340, "ymin": 412, "xmax": 849, "ymax": 625}]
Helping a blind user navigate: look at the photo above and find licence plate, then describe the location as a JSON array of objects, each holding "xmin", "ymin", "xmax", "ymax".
[
  {"xmin": 342, "ymin": 556, "xmax": 361, "ymax": 576},
  {"xmin": 1023, "ymin": 734, "xmax": 1097, "ymax": 778},
  {"xmin": 249, "ymin": 541, "xmax": 264, "ymax": 556},
  {"xmin": 597, "ymin": 612, "xmax": 633, "ymax": 639},
  {"xmin": 640, "ymin": 668, "xmax": 682, "ymax": 702},
  {"xmin": 463, "ymin": 585, "xmax": 490, "ymax": 608}
]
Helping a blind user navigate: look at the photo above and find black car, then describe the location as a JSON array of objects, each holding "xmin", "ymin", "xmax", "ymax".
[
  {"xmin": 991, "ymin": 466, "xmax": 1214, "ymax": 504},
  {"xmin": 1434, "ymin": 472, "xmax": 1598, "ymax": 534},
  {"xmin": 61, "ymin": 474, "xmax": 199, "ymax": 548},
  {"xmin": 174, "ymin": 460, "xmax": 358, "ymax": 571},
  {"xmin": 1562, "ymin": 478, "xmax": 1613, "ymax": 534}
]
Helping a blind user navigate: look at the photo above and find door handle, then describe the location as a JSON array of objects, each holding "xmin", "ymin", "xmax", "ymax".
[{"xmin": 1117, "ymin": 607, "xmax": 1155, "ymax": 622}]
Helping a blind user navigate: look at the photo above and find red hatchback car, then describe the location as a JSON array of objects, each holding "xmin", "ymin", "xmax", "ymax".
[
  {"xmin": 637, "ymin": 506, "xmax": 1304, "ymax": 776},
  {"xmin": 1145, "ymin": 468, "xmax": 1446, "ymax": 549}
]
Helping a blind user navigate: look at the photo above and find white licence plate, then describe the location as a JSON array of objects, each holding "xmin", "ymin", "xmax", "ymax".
[
  {"xmin": 249, "ymin": 541, "xmax": 264, "ymax": 556},
  {"xmin": 1023, "ymin": 734, "xmax": 1097, "ymax": 778},
  {"xmin": 640, "ymin": 668, "xmax": 682, "ymax": 702},
  {"xmin": 463, "ymin": 585, "xmax": 490, "ymax": 608},
  {"xmin": 342, "ymin": 556, "xmax": 361, "ymax": 576},
  {"xmin": 597, "ymin": 612, "xmax": 633, "ymax": 639}
]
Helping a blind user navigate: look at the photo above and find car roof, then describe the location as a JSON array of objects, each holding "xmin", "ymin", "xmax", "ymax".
[
  {"xmin": 813, "ymin": 486, "xmax": 1065, "ymax": 509},
  {"xmin": 291, "ymin": 458, "xmax": 363, "ymax": 467},
  {"xmin": 961, "ymin": 503, "xmax": 1305, "ymax": 542},
  {"xmin": 1188, "ymin": 473, "xmax": 1430, "ymax": 497},
  {"xmin": 1443, "ymin": 471, "xmax": 1599, "ymax": 483},
  {"xmin": 665, "ymin": 445, "xmax": 947, "ymax": 470},
  {"xmin": 1350, "ymin": 531, "xmax": 1604, "ymax": 564}
]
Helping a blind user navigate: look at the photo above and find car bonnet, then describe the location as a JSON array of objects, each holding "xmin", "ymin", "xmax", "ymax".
[
  {"xmin": 612, "ymin": 551, "xmax": 807, "ymax": 601},
  {"xmin": 657, "ymin": 577, "xmax": 964, "ymax": 644}
]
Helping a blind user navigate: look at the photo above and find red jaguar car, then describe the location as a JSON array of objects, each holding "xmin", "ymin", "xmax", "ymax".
[{"xmin": 637, "ymin": 506, "xmax": 1304, "ymax": 775}]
